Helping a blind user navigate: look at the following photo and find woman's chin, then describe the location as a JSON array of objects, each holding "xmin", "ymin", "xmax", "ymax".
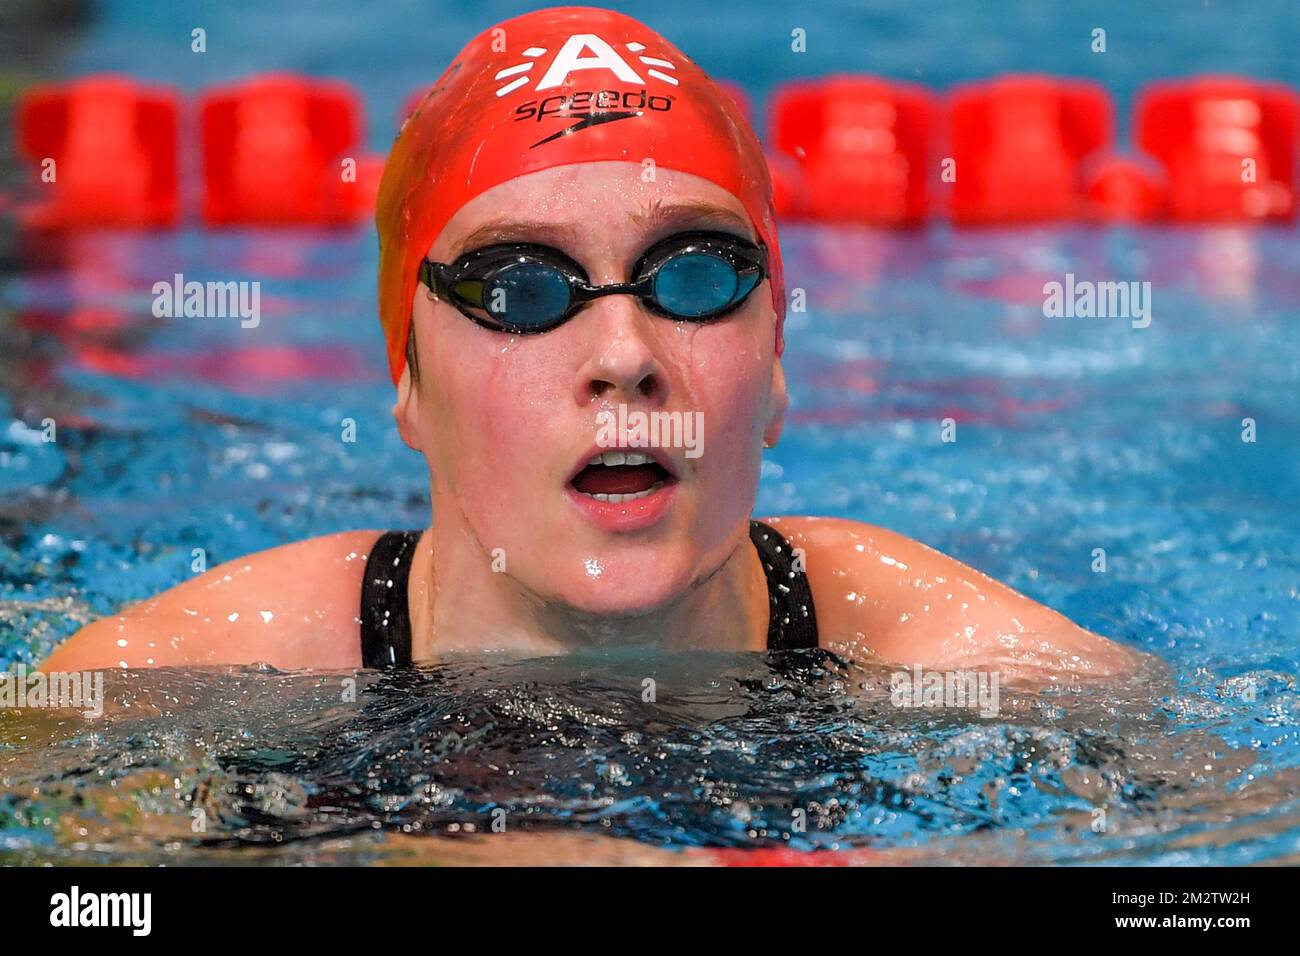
[{"xmin": 548, "ymin": 567, "xmax": 697, "ymax": 619}]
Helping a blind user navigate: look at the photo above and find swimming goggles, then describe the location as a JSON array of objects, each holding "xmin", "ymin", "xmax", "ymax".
[{"xmin": 418, "ymin": 230, "xmax": 769, "ymax": 334}]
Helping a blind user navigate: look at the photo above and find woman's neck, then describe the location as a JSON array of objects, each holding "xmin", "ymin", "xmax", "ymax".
[{"xmin": 405, "ymin": 513, "xmax": 771, "ymax": 659}]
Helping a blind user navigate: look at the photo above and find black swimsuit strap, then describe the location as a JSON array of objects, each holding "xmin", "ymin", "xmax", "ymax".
[
  {"xmin": 358, "ymin": 520, "xmax": 819, "ymax": 666},
  {"xmin": 748, "ymin": 520, "xmax": 820, "ymax": 650},
  {"xmin": 359, "ymin": 529, "xmax": 422, "ymax": 668}
]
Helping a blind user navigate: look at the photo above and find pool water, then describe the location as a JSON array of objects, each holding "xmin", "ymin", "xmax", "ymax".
[
  {"xmin": 2, "ymin": 0, "xmax": 1300, "ymax": 865},
  {"xmin": 2, "ymin": 648, "xmax": 1289, "ymax": 866}
]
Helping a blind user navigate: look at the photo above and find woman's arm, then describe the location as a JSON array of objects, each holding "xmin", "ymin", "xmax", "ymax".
[{"xmin": 37, "ymin": 530, "xmax": 382, "ymax": 672}]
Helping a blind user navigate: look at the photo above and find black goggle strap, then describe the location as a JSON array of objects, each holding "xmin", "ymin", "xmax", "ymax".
[
  {"xmin": 417, "ymin": 258, "xmax": 445, "ymax": 299},
  {"xmin": 420, "ymin": 258, "xmax": 493, "ymax": 314}
]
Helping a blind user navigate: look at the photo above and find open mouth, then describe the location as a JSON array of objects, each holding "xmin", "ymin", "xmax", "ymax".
[{"xmin": 569, "ymin": 451, "xmax": 676, "ymax": 503}]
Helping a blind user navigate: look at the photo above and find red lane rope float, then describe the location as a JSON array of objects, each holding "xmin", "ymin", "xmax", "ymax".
[
  {"xmin": 200, "ymin": 73, "xmax": 383, "ymax": 226},
  {"xmin": 1135, "ymin": 76, "xmax": 1298, "ymax": 223},
  {"xmin": 948, "ymin": 74, "xmax": 1111, "ymax": 225},
  {"xmin": 1081, "ymin": 152, "xmax": 1168, "ymax": 223},
  {"xmin": 770, "ymin": 75, "xmax": 934, "ymax": 226},
  {"xmin": 17, "ymin": 75, "xmax": 180, "ymax": 228}
]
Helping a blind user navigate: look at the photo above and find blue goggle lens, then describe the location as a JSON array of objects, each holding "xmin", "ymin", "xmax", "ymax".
[
  {"xmin": 654, "ymin": 251, "xmax": 755, "ymax": 318},
  {"xmin": 482, "ymin": 263, "xmax": 573, "ymax": 329}
]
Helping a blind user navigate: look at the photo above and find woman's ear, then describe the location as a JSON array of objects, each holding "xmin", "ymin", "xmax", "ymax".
[
  {"xmin": 763, "ymin": 359, "xmax": 789, "ymax": 448},
  {"xmin": 392, "ymin": 362, "xmax": 422, "ymax": 452}
]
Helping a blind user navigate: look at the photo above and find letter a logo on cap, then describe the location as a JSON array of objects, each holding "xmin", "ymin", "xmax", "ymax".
[{"xmin": 535, "ymin": 34, "xmax": 646, "ymax": 91}]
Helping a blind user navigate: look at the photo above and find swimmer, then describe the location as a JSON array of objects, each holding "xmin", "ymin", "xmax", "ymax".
[{"xmin": 40, "ymin": 6, "xmax": 1144, "ymax": 679}]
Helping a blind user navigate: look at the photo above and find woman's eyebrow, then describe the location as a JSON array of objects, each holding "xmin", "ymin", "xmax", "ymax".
[
  {"xmin": 446, "ymin": 218, "xmax": 584, "ymax": 259},
  {"xmin": 627, "ymin": 201, "xmax": 756, "ymax": 240},
  {"xmin": 445, "ymin": 203, "xmax": 756, "ymax": 260}
]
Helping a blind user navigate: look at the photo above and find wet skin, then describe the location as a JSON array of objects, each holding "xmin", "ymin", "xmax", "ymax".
[{"xmin": 41, "ymin": 163, "xmax": 1145, "ymax": 681}]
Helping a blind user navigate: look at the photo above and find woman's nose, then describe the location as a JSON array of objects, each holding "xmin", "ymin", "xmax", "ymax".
[{"xmin": 573, "ymin": 302, "xmax": 665, "ymax": 405}]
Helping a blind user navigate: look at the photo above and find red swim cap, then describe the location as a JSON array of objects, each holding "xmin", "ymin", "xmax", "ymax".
[{"xmin": 375, "ymin": 4, "xmax": 784, "ymax": 384}]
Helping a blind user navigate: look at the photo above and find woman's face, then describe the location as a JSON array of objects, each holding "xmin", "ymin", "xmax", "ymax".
[{"xmin": 395, "ymin": 161, "xmax": 786, "ymax": 615}]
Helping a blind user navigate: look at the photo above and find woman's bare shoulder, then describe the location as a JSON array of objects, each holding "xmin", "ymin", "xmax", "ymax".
[
  {"xmin": 758, "ymin": 515, "xmax": 925, "ymax": 554},
  {"xmin": 39, "ymin": 529, "xmax": 387, "ymax": 672},
  {"xmin": 758, "ymin": 515, "xmax": 1144, "ymax": 677}
]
